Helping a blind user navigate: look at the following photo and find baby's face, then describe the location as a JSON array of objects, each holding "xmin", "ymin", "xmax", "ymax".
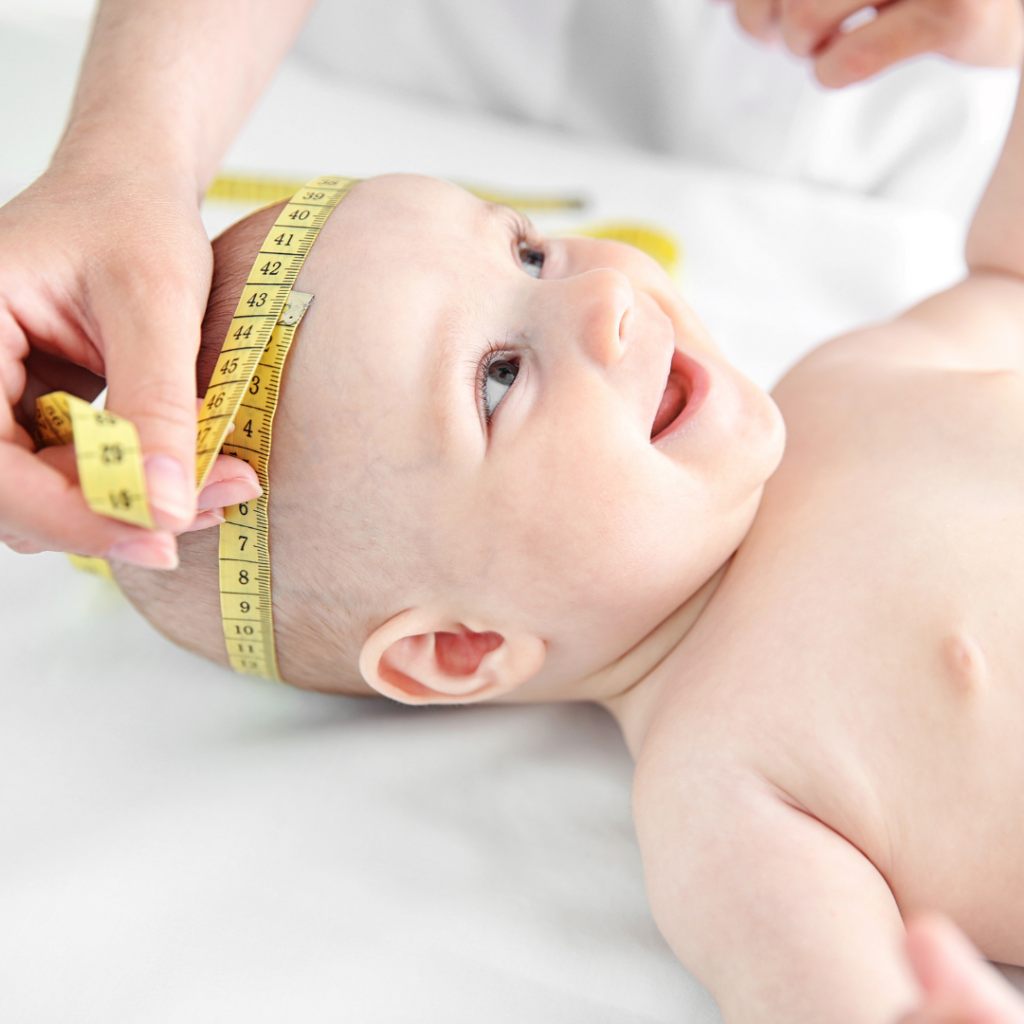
[{"xmin": 274, "ymin": 175, "xmax": 784, "ymax": 688}]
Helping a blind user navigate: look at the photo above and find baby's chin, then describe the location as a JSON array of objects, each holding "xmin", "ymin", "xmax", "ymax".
[
  {"xmin": 712, "ymin": 357, "xmax": 786, "ymax": 500},
  {"xmin": 745, "ymin": 383, "xmax": 787, "ymax": 484}
]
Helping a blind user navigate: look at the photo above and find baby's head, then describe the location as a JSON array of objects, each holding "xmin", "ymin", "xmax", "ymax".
[{"xmin": 116, "ymin": 175, "xmax": 784, "ymax": 704}]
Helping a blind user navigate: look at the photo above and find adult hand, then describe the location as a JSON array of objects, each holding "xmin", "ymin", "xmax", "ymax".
[
  {"xmin": 0, "ymin": 163, "xmax": 260, "ymax": 568},
  {"xmin": 0, "ymin": 0, "xmax": 317, "ymax": 570},
  {"xmin": 898, "ymin": 915, "xmax": 1024, "ymax": 1023},
  {"xmin": 726, "ymin": 0, "xmax": 1024, "ymax": 87}
]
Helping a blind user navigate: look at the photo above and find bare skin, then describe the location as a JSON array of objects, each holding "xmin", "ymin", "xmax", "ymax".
[
  {"xmin": 2, "ymin": 0, "xmax": 1022, "ymax": 566},
  {"xmin": 0, "ymin": 0, "xmax": 315, "ymax": 566},
  {"xmin": 902, "ymin": 916, "xmax": 1024, "ymax": 1024},
  {"xmin": 724, "ymin": 0, "xmax": 1024, "ymax": 88},
  {"xmin": 93, "ymin": 3, "xmax": 1024, "ymax": 1019},
  {"xmin": 118, "ymin": 162, "xmax": 1024, "ymax": 1022},
  {"xmin": 116, "ymin": 53, "xmax": 1024, "ymax": 1009},
  {"xmin": 609, "ymin": 278, "xmax": 1024, "ymax": 1021},
  {"xmin": 601, "ymin": 76, "xmax": 1024, "ymax": 1024},
  {"xmin": 337, "ymin": 64, "xmax": 1024, "ymax": 1024}
]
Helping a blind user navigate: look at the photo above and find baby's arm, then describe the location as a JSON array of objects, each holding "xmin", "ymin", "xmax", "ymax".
[
  {"xmin": 801, "ymin": 43, "xmax": 1024, "ymax": 376},
  {"xmin": 902, "ymin": 34, "xmax": 1024, "ymax": 365},
  {"xmin": 633, "ymin": 764, "xmax": 917, "ymax": 1024},
  {"xmin": 967, "ymin": 56, "xmax": 1024, "ymax": 284}
]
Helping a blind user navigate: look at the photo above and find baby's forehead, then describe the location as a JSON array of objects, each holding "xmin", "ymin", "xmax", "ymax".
[
  {"xmin": 330, "ymin": 174, "xmax": 485, "ymax": 239},
  {"xmin": 307, "ymin": 174, "xmax": 527, "ymax": 278},
  {"xmin": 292, "ymin": 173, "xmax": 520, "ymax": 378},
  {"xmin": 277, "ymin": 176, "xmax": 493, "ymax": 481},
  {"xmin": 271, "ymin": 170, "xmax": 543, "ymax": 496}
]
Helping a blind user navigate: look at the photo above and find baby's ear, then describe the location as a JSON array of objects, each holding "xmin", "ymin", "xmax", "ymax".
[{"xmin": 359, "ymin": 608, "xmax": 546, "ymax": 705}]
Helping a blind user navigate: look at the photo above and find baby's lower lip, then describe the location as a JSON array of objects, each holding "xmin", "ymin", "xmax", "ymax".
[{"xmin": 650, "ymin": 350, "xmax": 708, "ymax": 442}]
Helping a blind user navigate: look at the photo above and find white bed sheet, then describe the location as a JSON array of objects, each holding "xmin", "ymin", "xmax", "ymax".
[{"xmin": 0, "ymin": 10, "xmax": 1006, "ymax": 1023}]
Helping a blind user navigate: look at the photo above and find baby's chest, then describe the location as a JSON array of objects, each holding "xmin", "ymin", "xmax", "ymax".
[
  {"xmin": 719, "ymin": 366, "xmax": 1024, "ymax": 924},
  {"xmin": 760, "ymin": 362, "xmax": 1024, "ymax": 653}
]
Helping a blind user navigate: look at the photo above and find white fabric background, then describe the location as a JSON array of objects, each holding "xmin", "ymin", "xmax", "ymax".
[
  {"xmin": 0, "ymin": 3, "xmax": 1020, "ymax": 1020},
  {"xmin": 296, "ymin": 0, "xmax": 1019, "ymax": 223}
]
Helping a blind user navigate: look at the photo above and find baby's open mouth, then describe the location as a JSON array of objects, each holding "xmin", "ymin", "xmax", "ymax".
[{"xmin": 650, "ymin": 351, "xmax": 693, "ymax": 440}]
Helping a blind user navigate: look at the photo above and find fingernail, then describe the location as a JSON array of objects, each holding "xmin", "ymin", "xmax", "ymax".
[
  {"xmin": 180, "ymin": 508, "xmax": 226, "ymax": 533},
  {"xmin": 145, "ymin": 455, "xmax": 194, "ymax": 525},
  {"xmin": 107, "ymin": 534, "xmax": 179, "ymax": 569},
  {"xmin": 197, "ymin": 478, "xmax": 263, "ymax": 511}
]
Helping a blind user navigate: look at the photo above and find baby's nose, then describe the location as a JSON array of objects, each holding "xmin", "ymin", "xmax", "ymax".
[{"xmin": 565, "ymin": 268, "xmax": 633, "ymax": 367}]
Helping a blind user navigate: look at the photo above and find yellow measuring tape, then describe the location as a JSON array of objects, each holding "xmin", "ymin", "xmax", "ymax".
[
  {"xmin": 33, "ymin": 391, "xmax": 153, "ymax": 579},
  {"xmin": 198, "ymin": 174, "xmax": 359, "ymax": 680},
  {"xmin": 35, "ymin": 175, "xmax": 359, "ymax": 680},
  {"xmin": 211, "ymin": 288, "xmax": 312, "ymax": 680},
  {"xmin": 207, "ymin": 171, "xmax": 586, "ymax": 212},
  {"xmin": 34, "ymin": 391, "xmax": 154, "ymax": 530}
]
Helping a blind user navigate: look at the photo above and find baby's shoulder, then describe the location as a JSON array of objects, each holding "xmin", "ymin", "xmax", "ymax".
[
  {"xmin": 772, "ymin": 312, "xmax": 1024, "ymax": 482},
  {"xmin": 774, "ymin": 272, "xmax": 1024, "ymax": 437}
]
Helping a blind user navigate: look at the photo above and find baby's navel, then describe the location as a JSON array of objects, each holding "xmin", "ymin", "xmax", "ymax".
[{"xmin": 940, "ymin": 630, "xmax": 988, "ymax": 698}]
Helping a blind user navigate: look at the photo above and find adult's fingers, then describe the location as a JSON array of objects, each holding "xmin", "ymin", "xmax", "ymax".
[
  {"xmin": 99, "ymin": 233, "xmax": 212, "ymax": 534},
  {"xmin": 175, "ymin": 452, "xmax": 265, "ymax": 534},
  {"xmin": 932, "ymin": 0, "xmax": 1024, "ymax": 66},
  {"xmin": 733, "ymin": 0, "xmax": 783, "ymax": 43},
  {"xmin": 779, "ymin": 0, "xmax": 877, "ymax": 57},
  {"xmin": 196, "ymin": 453, "xmax": 262, "ymax": 512},
  {"xmin": 20, "ymin": 347, "xmax": 107, "ymax": 420},
  {"xmin": 0, "ymin": 172, "xmax": 213, "ymax": 555},
  {"xmin": 814, "ymin": 0, "xmax": 957, "ymax": 86},
  {"xmin": 178, "ymin": 508, "xmax": 226, "ymax": 533},
  {"xmin": 0, "ymin": 439, "xmax": 177, "ymax": 567}
]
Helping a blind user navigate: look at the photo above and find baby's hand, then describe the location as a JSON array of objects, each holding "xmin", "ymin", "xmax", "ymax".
[
  {"xmin": 898, "ymin": 915, "xmax": 1024, "ymax": 1024},
  {"xmin": 726, "ymin": 0, "xmax": 1024, "ymax": 87}
]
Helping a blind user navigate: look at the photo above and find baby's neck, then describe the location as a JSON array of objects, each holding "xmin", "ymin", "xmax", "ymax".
[{"xmin": 590, "ymin": 560, "xmax": 731, "ymax": 753}]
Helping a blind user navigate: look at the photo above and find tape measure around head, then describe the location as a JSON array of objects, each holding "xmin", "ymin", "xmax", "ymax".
[
  {"xmin": 213, "ymin": 289, "xmax": 312, "ymax": 681},
  {"xmin": 33, "ymin": 177, "xmax": 356, "ymax": 680},
  {"xmin": 201, "ymin": 176, "xmax": 360, "ymax": 680},
  {"xmin": 206, "ymin": 176, "xmax": 683, "ymax": 273},
  {"xmin": 196, "ymin": 176, "xmax": 359, "ymax": 492},
  {"xmin": 207, "ymin": 171, "xmax": 586, "ymax": 213}
]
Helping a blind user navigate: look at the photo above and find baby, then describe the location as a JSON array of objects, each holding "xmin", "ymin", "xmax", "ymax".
[{"xmin": 113, "ymin": 75, "xmax": 1024, "ymax": 1024}]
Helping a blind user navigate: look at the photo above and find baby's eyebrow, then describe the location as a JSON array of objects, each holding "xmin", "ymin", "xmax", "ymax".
[
  {"xmin": 483, "ymin": 201, "xmax": 533, "ymax": 239},
  {"xmin": 434, "ymin": 301, "xmax": 475, "ymax": 372}
]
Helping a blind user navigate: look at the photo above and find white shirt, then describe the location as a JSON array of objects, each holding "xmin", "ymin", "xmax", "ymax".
[{"xmin": 294, "ymin": 0, "xmax": 1019, "ymax": 224}]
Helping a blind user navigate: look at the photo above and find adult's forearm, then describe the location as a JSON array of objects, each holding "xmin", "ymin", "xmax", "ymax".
[{"xmin": 54, "ymin": 0, "xmax": 318, "ymax": 199}]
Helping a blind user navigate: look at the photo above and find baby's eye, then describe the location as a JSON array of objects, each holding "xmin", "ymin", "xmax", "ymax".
[
  {"xmin": 482, "ymin": 356, "xmax": 519, "ymax": 419},
  {"xmin": 518, "ymin": 242, "xmax": 545, "ymax": 278}
]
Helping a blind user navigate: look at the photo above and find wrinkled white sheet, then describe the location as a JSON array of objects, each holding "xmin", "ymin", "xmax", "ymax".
[{"xmin": 0, "ymin": 6, "xmax": 1015, "ymax": 1022}]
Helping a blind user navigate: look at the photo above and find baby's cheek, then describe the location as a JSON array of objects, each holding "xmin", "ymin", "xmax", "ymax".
[{"xmin": 464, "ymin": 433, "xmax": 660, "ymax": 595}]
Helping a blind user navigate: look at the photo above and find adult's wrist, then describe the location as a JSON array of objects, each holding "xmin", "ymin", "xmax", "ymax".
[{"xmin": 47, "ymin": 121, "xmax": 205, "ymax": 208}]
